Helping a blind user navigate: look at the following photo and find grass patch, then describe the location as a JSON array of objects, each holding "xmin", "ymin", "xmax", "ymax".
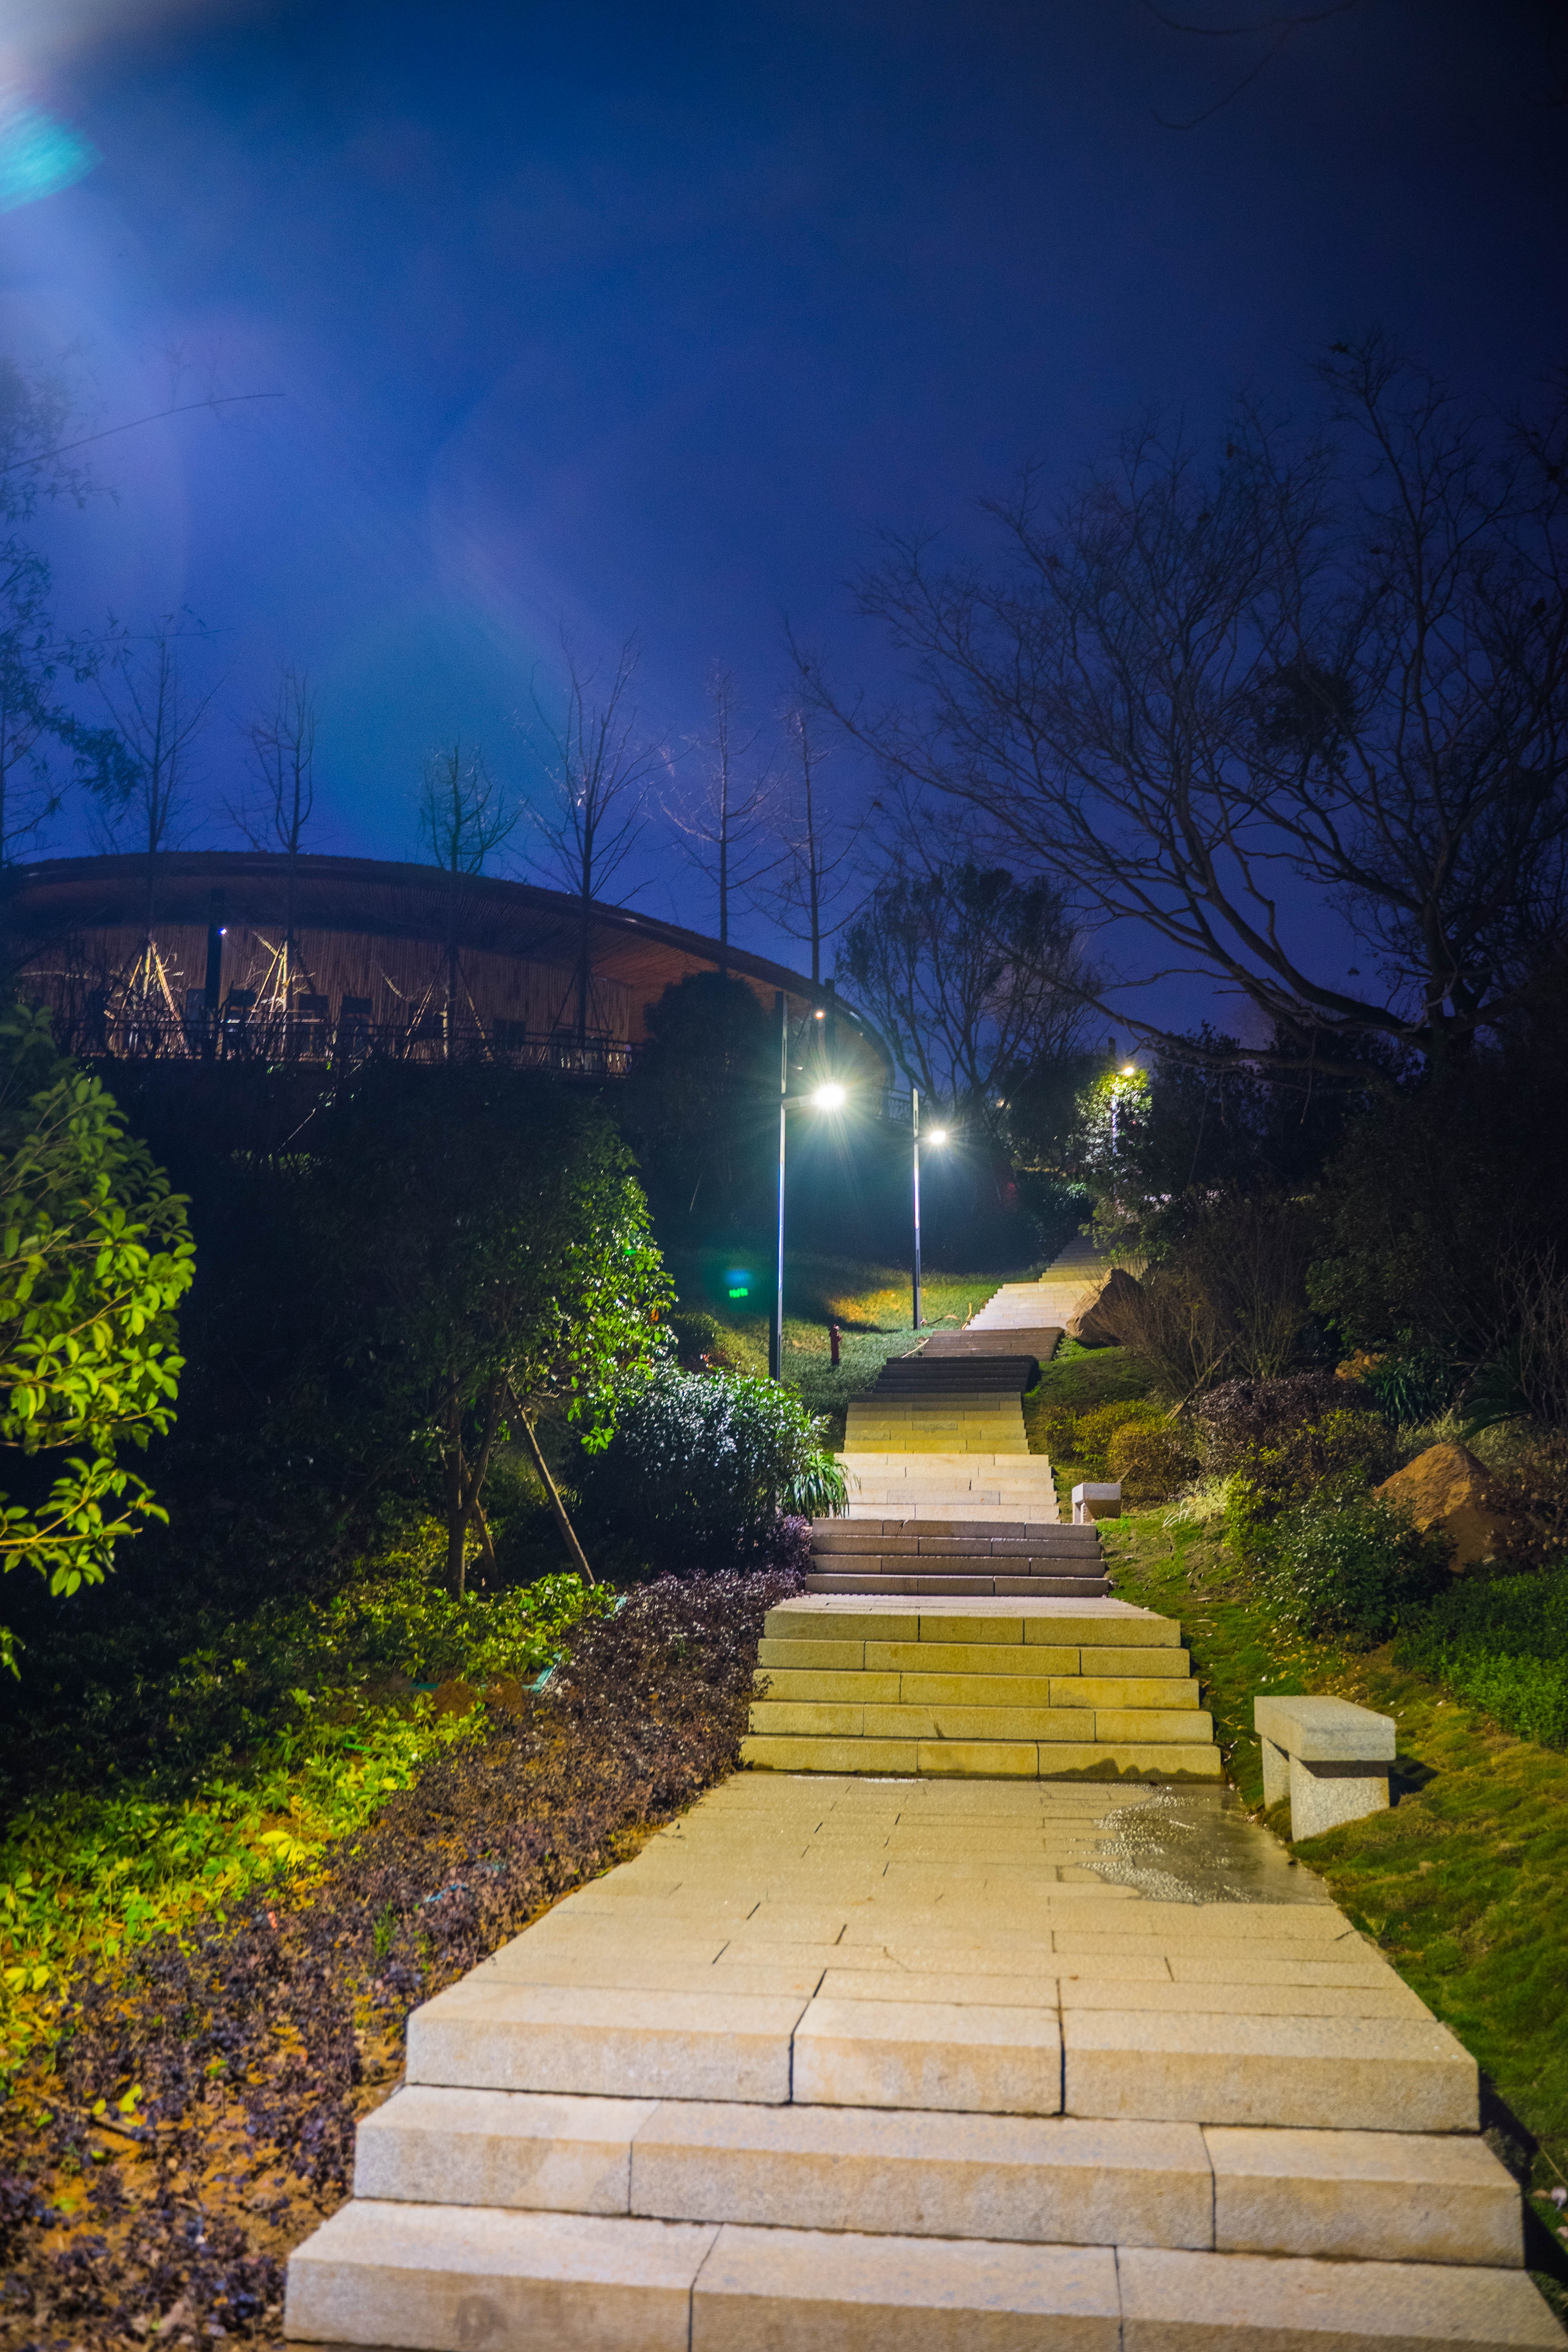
[
  {"xmin": 668, "ymin": 1249, "xmax": 1047, "ymax": 1445},
  {"xmin": 1100, "ymin": 1503, "xmax": 1568, "ymax": 2296}
]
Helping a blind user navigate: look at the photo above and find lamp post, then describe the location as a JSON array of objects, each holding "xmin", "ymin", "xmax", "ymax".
[
  {"xmin": 911, "ymin": 1087, "xmax": 949, "ymax": 1331},
  {"xmin": 769, "ymin": 985, "xmax": 846, "ymax": 1381}
]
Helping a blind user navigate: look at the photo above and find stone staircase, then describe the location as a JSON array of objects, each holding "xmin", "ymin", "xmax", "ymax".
[
  {"xmin": 282, "ymin": 1235, "xmax": 1566, "ymax": 2349},
  {"xmin": 743, "ymin": 1595, "xmax": 1224, "ymax": 1780},
  {"xmin": 805, "ymin": 1515, "xmax": 1109, "ymax": 1596},
  {"xmin": 284, "ymin": 1771, "xmax": 1564, "ymax": 2351}
]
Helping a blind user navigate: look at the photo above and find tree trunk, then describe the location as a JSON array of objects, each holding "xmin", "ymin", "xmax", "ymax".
[{"xmin": 511, "ymin": 1390, "xmax": 596, "ymax": 1586}]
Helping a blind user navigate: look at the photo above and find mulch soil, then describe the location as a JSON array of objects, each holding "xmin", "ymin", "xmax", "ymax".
[{"xmin": 0, "ymin": 1568, "xmax": 800, "ymax": 2350}]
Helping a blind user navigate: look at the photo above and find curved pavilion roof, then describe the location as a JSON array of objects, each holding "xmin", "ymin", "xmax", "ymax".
[{"xmin": 0, "ymin": 850, "xmax": 891, "ymax": 1076}]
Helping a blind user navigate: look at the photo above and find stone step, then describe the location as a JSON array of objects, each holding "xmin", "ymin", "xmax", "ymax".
[
  {"xmin": 348, "ymin": 2087, "xmax": 1525, "ymax": 2270},
  {"xmin": 740, "ymin": 1732, "xmax": 1226, "ymax": 1778},
  {"xmin": 813, "ymin": 1518, "xmax": 1092, "ymax": 1539},
  {"xmin": 759, "ymin": 1636, "xmax": 1173, "ymax": 1673},
  {"xmin": 754, "ymin": 1670, "xmax": 1192, "ymax": 1706},
  {"xmin": 748, "ymin": 1700, "xmax": 1213, "ymax": 1740},
  {"xmin": 763, "ymin": 1604, "xmax": 1180, "ymax": 1645},
  {"xmin": 285, "ymin": 2207, "xmax": 1559, "ymax": 2350},
  {"xmin": 803, "ymin": 1573, "xmax": 1111, "ymax": 1596}
]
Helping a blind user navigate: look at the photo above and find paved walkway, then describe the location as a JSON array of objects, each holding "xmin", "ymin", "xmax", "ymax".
[
  {"xmin": 285, "ymin": 1771, "xmax": 1557, "ymax": 2347},
  {"xmin": 283, "ymin": 1243, "xmax": 1565, "ymax": 2349}
]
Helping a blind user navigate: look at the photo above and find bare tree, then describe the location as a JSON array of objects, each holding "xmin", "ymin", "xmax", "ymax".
[
  {"xmin": 666, "ymin": 664, "xmax": 776, "ymax": 973},
  {"xmin": 232, "ymin": 667, "xmax": 320, "ymax": 1040},
  {"xmin": 837, "ymin": 812, "xmax": 1098, "ymax": 1122},
  {"xmin": 819, "ymin": 337, "xmax": 1568, "ymax": 1080},
  {"xmin": 768, "ymin": 702, "xmax": 866, "ymax": 986},
  {"xmin": 528, "ymin": 635, "xmax": 657, "ymax": 1049},
  {"xmin": 96, "ymin": 620, "xmax": 215, "ymax": 1011},
  {"xmin": 418, "ymin": 741, "xmax": 516, "ymax": 1053},
  {"xmin": 0, "ymin": 363, "xmax": 118, "ymax": 891}
]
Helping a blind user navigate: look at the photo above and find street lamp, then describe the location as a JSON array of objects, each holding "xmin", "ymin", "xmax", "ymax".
[
  {"xmin": 911, "ymin": 1087, "xmax": 949, "ymax": 1331},
  {"xmin": 770, "ymin": 994, "xmax": 849, "ymax": 1380}
]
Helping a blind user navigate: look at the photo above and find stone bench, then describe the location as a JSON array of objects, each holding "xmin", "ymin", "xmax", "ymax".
[
  {"xmin": 1072, "ymin": 1481, "xmax": 1122, "ymax": 1524},
  {"xmin": 1254, "ymin": 1693, "xmax": 1396, "ymax": 1838}
]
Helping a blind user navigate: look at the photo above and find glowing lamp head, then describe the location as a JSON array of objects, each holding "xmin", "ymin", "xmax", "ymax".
[
  {"xmin": 813, "ymin": 1007, "xmax": 826, "ymax": 1020},
  {"xmin": 1121, "ymin": 1063, "xmax": 1137, "ymax": 1076},
  {"xmin": 927, "ymin": 1127, "xmax": 949, "ymax": 1146},
  {"xmin": 812, "ymin": 1082, "xmax": 847, "ymax": 1110}
]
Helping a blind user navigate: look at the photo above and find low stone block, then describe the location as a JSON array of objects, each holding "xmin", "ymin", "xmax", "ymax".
[
  {"xmin": 913, "ymin": 1739, "xmax": 1043, "ymax": 1777},
  {"xmin": 1027, "ymin": 1615, "xmax": 1178, "ymax": 1647},
  {"xmin": 916, "ymin": 1613, "xmax": 1024, "ymax": 1644},
  {"xmin": 816, "ymin": 1969, "xmax": 1056, "ymax": 2006},
  {"xmin": 283, "ymin": 2199, "xmax": 718, "ymax": 2352},
  {"xmin": 1094, "ymin": 1710, "xmax": 1215, "ymax": 1743},
  {"xmin": 483, "ymin": 1957, "xmax": 828, "ymax": 2000},
  {"xmin": 1057, "ymin": 1677, "xmax": 1200, "ymax": 1710},
  {"xmin": 864, "ymin": 1703, "xmax": 1095, "ymax": 1740},
  {"xmin": 751, "ymin": 1671, "xmax": 902, "ymax": 1702},
  {"xmin": 896, "ymin": 1671, "xmax": 1070, "ymax": 1706},
  {"xmin": 1063, "ymin": 2010, "xmax": 1477, "ymax": 2132},
  {"xmin": 866, "ymin": 1641, "xmax": 1081, "ymax": 1675},
  {"xmin": 1116, "ymin": 2245, "xmax": 1563, "ymax": 2350},
  {"xmin": 740, "ymin": 1735, "xmax": 919, "ymax": 1775},
  {"xmin": 1289, "ymin": 1753, "xmax": 1391, "ymax": 1838},
  {"xmin": 1036, "ymin": 1744, "xmax": 1225, "ymax": 1781},
  {"xmin": 691, "ymin": 2223, "xmax": 1121, "ymax": 2351},
  {"xmin": 354, "ymin": 2085, "xmax": 654, "ymax": 2212},
  {"xmin": 1252, "ymin": 1693, "xmax": 1396, "ymax": 1761},
  {"xmin": 1062, "ymin": 1980, "xmax": 1426, "ymax": 2020},
  {"xmin": 633, "ymin": 2101, "xmax": 1209, "ymax": 2248},
  {"xmin": 755, "ymin": 1639, "xmax": 865, "ymax": 1670},
  {"xmin": 747, "ymin": 1701, "xmax": 865, "ymax": 1736},
  {"xmin": 1206, "ymin": 2125, "xmax": 1523, "ymax": 2267},
  {"xmin": 791, "ymin": 1996, "xmax": 1062, "ymax": 2114},
  {"xmin": 764, "ymin": 1608, "xmax": 919, "ymax": 1641},
  {"xmin": 405, "ymin": 1981, "xmax": 806, "ymax": 2103}
]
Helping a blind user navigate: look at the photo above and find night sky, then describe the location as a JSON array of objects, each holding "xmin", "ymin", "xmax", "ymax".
[{"xmin": 2, "ymin": 0, "xmax": 1564, "ymax": 1000}]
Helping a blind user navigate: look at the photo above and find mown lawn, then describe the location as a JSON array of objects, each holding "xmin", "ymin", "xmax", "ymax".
[{"xmin": 668, "ymin": 1247, "xmax": 1045, "ymax": 1444}]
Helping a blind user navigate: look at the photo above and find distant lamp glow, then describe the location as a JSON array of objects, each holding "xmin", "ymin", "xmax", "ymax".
[
  {"xmin": 1121, "ymin": 1062, "xmax": 1137, "ymax": 1076},
  {"xmin": 812, "ymin": 1082, "xmax": 847, "ymax": 1109},
  {"xmin": 813, "ymin": 1007, "xmax": 826, "ymax": 1020},
  {"xmin": 927, "ymin": 1127, "xmax": 949, "ymax": 1146}
]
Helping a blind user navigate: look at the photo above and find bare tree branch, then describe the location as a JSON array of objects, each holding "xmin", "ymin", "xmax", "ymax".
[{"xmin": 527, "ymin": 633, "xmax": 658, "ymax": 1047}]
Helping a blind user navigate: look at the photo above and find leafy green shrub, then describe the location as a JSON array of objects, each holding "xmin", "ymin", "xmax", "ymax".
[
  {"xmin": 575, "ymin": 1367, "xmax": 846, "ymax": 1572},
  {"xmin": 1262, "ymin": 1492, "xmax": 1452, "ymax": 1643},
  {"xmin": 1196, "ymin": 1372, "xmax": 1362, "ymax": 1473},
  {"xmin": 1071, "ymin": 1398, "xmax": 1164, "ymax": 1476},
  {"xmin": 1486, "ymin": 1434, "xmax": 1568, "ymax": 1572},
  {"xmin": 1241, "ymin": 1407, "xmax": 1396, "ymax": 1507},
  {"xmin": 1395, "ymin": 1564, "xmax": 1568, "ymax": 1747},
  {"xmin": 1106, "ymin": 1416, "xmax": 1200, "ymax": 1501}
]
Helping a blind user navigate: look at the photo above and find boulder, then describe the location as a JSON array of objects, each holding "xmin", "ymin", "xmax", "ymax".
[
  {"xmin": 1373, "ymin": 1441, "xmax": 1521, "ymax": 1572},
  {"xmin": 1069, "ymin": 1265, "xmax": 1143, "ymax": 1347}
]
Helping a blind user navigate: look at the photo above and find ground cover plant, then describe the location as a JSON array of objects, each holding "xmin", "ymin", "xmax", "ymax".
[
  {"xmin": 0, "ymin": 1545, "xmax": 610, "ymax": 2082},
  {"xmin": 0, "ymin": 1568, "xmax": 798, "ymax": 2351},
  {"xmin": 1098, "ymin": 1503, "xmax": 1568, "ymax": 2310}
]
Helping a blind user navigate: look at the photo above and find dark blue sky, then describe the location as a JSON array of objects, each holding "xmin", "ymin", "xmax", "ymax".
[{"xmin": 2, "ymin": 0, "xmax": 1564, "ymax": 998}]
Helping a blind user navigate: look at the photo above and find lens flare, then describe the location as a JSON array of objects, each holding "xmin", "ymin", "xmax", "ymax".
[{"xmin": 0, "ymin": 87, "xmax": 98, "ymax": 213}]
